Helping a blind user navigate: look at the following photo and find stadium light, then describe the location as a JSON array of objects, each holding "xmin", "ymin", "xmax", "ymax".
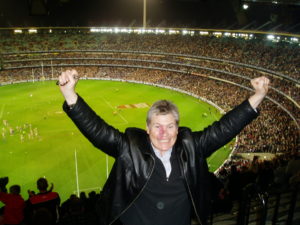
[
  {"xmin": 14, "ymin": 29, "xmax": 23, "ymax": 34},
  {"xmin": 28, "ymin": 29, "xmax": 37, "ymax": 34},
  {"xmin": 182, "ymin": 30, "xmax": 188, "ymax": 35},
  {"xmin": 213, "ymin": 32, "xmax": 222, "ymax": 37},
  {"xmin": 90, "ymin": 28, "xmax": 99, "ymax": 32},
  {"xmin": 155, "ymin": 29, "xmax": 165, "ymax": 34},
  {"xmin": 169, "ymin": 30, "xmax": 178, "ymax": 35},
  {"xmin": 267, "ymin": 34, "xmax": 275, "ymax": 40},
  {"xmin": 243, "ymin": 4, "xmax": 249, "ymax": 10},
  {"xmin": 199, "ymin": 31, "xmax": 209, "ymax": 36},
  {"xmin": 114, "ymin": 28, "xmax": 120, "ymax": 33}
]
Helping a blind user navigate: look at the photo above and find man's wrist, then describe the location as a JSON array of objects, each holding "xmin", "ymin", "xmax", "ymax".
[
  {"xmin": 65, "ymin": 93, "xmax": 78, "ymax": 106},
  {"xmin": 248, "ymin": 93, "xmax": 265, "ymax": 110},
  {"xmin": 67, "ymin": 103, "xmax": 76, "ymax": 110}
]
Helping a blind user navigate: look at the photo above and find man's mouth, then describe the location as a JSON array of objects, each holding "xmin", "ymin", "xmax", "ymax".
[{"xmin": 159, "ymin": 139, "xmax": 169, "ymax": 143}]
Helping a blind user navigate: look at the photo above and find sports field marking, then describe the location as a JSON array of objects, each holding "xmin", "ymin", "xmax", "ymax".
[
  {"xmin": 0, "ymin": 104, "xmax": 5, "ymax": 119},
  {"xmin": 118, "ymin": 102, "xmax": 150, "ymax": 109},
  {"xmin": 74, "ymin": 149, "xmax": 80, "ymax": 197},
  {"xmin": 101, "ymin": 97, "xmax": 128, "ymax": 125}
]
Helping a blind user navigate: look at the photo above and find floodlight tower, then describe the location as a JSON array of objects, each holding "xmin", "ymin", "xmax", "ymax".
[{"xmin": 143, "ymin": 0, "xmax": 147, "ymax": 28}]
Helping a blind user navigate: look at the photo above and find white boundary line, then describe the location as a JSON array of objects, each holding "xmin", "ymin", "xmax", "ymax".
[
  {"xmin": 74, "ymin": 148, "xmax": 80, "ymax": 196},
  {"xmin": 101, "ymin": 96, "xmax": 128, "ymax": 125},
  {"xmin": 74, "ymin": 149, "xmax": 103, "ymax": 194}
]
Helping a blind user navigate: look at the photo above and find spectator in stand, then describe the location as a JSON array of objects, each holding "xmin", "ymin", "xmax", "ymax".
[
  {"xmin": 60, "ymin": 194, "xmax": 77, "ymax": 219},
  {"xmin": 0, "ymin": 177, "xmax": 25, "ymax": 225},
  {"xmin": 57, "ymin": 197, "xmax": 97, "ymax": 225},
  {"xmin": 286, "ymin": 153, "xmax": 300, "ymax": 181},
  {"xmin": 79, "ymin": 192, "xmax": 88, "ymax": 211},
  {"xmin": 30, "ymin": 208, "xmax": 54, "ymax": 225},
  {"xmin": 226, "ymin": 165, "xmax": 242, "ymax": 201},
  {"xmin": 289, "ymin": 171, "xmax": 300, "ymax": 186},
  {"xmin": 209, "ymin": 172, "xmax": 232, "ymax": 214},
  {"xmin": 86, "ymin": 191, "xmax": 98, "ymax": 213},
  {"xmin": 26, "ymin": 178, "xmax": 60, "ymax": 225},
  {"xmin": 273, "ymin": 157, "xmax": 289, "ymax": 189},
  {"xmin": 255, "ymin": 160, "xmax": 274, "ymax": 191}
]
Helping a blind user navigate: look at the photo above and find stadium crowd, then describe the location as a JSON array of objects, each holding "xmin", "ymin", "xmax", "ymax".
[{"xmin": 0, "ymin": 32, "xmax": 299, "ymax": 80}]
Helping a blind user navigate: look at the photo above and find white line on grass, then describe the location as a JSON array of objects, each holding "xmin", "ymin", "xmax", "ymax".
[
  {"xmin": 74, "ymin": 148, "xmax": 80, "ymax": 197},
  {"xmin": 101, "ymin": 97, "xmax": 128, "ymax": 125}
]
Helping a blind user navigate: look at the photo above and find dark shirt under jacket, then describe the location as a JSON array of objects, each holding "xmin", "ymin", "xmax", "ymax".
[{"xmin": 120, "ymin": 149, "xmax": 191, "ymax": 225}]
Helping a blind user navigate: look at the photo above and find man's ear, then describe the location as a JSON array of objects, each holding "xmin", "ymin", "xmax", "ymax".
[{"xmin": 146, "ymin": 124, "xmax": 150, "ymax": 134}]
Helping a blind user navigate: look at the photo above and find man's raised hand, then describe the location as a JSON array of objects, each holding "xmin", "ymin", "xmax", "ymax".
[
  {"xmin": 58, "ymin": 69, "xmax": 79, "ymax": 105},
  {"xmin": 248, "ymin": 76, "xmax": 270, "ymax": 110},
  {"xmin": 250, "ymin": 76, "xmax": 270, "ymax": 97}
]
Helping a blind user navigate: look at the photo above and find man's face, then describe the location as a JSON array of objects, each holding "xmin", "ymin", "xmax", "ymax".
[{"xmin": 147, "ymin": 113, "xmax": 178, "ymax": 154}]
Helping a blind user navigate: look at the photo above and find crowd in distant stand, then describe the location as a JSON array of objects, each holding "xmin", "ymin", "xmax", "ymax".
[{"xmin": 0, "ymin": 32, "xmax": 299, "ymax": 80}]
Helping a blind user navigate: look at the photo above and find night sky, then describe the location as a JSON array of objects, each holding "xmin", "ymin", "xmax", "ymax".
[{"xmin": 0, "ymin": 0, "xmax": 299, "ymax": 32}]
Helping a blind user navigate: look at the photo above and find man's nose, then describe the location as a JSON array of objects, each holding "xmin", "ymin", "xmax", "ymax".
[{"xmin": 159, "ymin": 126, "xmax": 166, "ymax": 136}]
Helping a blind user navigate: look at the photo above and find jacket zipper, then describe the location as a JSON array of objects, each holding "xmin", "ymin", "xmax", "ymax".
[{"xmin": 109, "ymin": 154, "xmax": 156, "ymax": 225}]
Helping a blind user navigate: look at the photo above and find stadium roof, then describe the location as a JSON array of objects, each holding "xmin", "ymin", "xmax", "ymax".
[
  {"xmin": 243, "ymin": 0, "xmax": 300, "ymax": 6},
  {"xmin": 0, "ymin": 0, "xmax": 299, "ymax": 33}
]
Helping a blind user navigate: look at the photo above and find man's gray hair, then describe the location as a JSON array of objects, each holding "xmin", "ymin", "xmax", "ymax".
[{"xmin": 146, "ymin": 100, "xmax": 180, "ymax": 126}]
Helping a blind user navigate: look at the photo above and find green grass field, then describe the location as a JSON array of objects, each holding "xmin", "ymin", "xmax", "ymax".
[{"xmin": 0, "ymin": 80, "xmax": 234, "ymax": 203}]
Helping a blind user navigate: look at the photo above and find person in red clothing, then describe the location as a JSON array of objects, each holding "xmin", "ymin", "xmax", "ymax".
[
  {"xmin": 27, "ymin": 178, "xmax": 60, "ymax": 225},
  {"xmin": 0, "ymin": 183, "xmax": 25, "ymax": 225}
]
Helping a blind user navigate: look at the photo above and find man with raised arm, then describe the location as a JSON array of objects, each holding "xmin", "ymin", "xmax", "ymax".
[{"xmin": 58, "ymin": 69, "xmax": 269, "ymax": 225}]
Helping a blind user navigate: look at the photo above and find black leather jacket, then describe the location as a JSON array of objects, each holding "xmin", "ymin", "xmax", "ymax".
[{"xmin": 63, "ymin": 96, "xmax": 258, "ymax": 225}]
